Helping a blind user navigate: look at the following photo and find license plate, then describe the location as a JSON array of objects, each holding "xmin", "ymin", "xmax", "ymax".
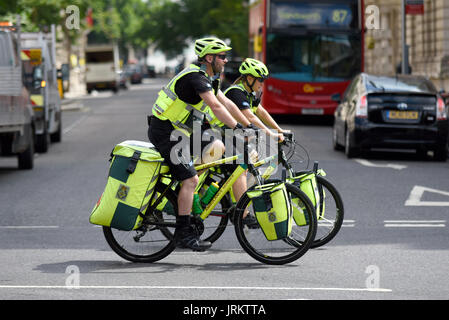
[
  {"xmin": 388, "ymin": 110, "xmax": 419, "ymax": 119},
  {"xmin": 302, "ymin": 108, "xmax": 324, "ymax": 115},
  {"xmin": 97, "ymin": 83, "xmax": 106, "ymax": 88}
]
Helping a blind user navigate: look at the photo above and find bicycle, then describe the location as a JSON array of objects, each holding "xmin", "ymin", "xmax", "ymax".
[
  {"xmin": 102, "ymin": 131, "xmax": 318, "ymax": 265},
  {"xmin": 194, "ymin": 131, "xmax": 344, "ymax": 249}
]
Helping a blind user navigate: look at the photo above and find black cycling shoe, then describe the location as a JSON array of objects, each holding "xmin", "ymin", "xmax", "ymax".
[
  {"xmin": 243, "ymin": 214, "xmax": 260, "ymax": 229},
  {"xmin": 174, "ymin": 228, "xmax": 212, "ymax": 252}
]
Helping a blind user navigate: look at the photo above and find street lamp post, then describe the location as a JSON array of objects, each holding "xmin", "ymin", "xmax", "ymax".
[{"xmin": 402, "ymin": 0, "xmax": 410, "ymax": 74}]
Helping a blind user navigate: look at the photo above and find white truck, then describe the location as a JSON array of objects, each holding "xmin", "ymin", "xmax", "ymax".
[
  {"xmin": 21, "ymin": 25, "xmax": 62, "ymax": 153},
  {"xmin": 0, "ymin": 18, "xmax": 35, "ymax": 169},
  {"xmin": 85, "ymin": 43, "xmax": 120, "ymax": 93}
]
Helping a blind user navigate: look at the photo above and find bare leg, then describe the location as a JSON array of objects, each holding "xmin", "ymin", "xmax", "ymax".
[{"xmin": 177, "ymin": 175, "xmax": 199, "ymax": 216}]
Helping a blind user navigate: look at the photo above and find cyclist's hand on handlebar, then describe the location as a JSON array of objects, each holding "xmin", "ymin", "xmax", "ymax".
[
  {"xmin": 281, "ymin": 131, "xmax": 294, "ymax": 143},
  {"xmin": 278, "ymin": 133, "xmax": 285, "ymax": 143}
]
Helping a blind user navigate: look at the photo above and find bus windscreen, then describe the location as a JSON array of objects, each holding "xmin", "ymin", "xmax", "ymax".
[{"xmin": 266, "ymin": 33, "xmax": 361, "ymax": 82}]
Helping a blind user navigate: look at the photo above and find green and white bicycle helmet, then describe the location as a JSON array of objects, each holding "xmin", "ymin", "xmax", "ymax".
[
  {"xmin": 194, "ymin": 37, "xmax": 232, "ymax": 58},
  {"xmin": 239, "ymin": 58, "xmax": 269, "ymax": 79}
]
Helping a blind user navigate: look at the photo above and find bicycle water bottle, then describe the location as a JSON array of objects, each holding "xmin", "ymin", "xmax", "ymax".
[
  {"xmin": 192, "ymin": 192, "xmax": 203, "ymax": 215},
  {"xmin": 201, "ymin": 182, "xmax": 219, "ymax": 206}
]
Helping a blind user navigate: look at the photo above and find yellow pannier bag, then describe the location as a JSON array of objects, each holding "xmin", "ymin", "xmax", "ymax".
[
  {"xmin": 247, "ymin": 182, "xmax": 293, "ymax": 241},
  {"xmin": 291, "ymin": 171, "xmax": 324, "ymax": 226},
  {"xmin": 89, "ymin": 140, "xmax": 164, "ymax": 231}
]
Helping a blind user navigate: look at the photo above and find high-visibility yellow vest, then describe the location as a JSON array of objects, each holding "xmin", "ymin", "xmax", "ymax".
[
  {"xmin": 152, "ymin": 64, "xmax": 215, "ymax": 136},
  {"xmin": 209, "ymin": 81, "xmax": 259, "ymax": 128}
]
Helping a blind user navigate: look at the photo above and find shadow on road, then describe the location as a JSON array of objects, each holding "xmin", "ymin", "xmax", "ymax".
[{"xmin": 33, "ymin": 255, "xmax": 296, "ymax": 274}]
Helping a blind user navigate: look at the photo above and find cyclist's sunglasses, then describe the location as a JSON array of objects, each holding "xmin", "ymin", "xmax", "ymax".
[
  {"xmin": 256, "ymin": 77, "xmax": 266, "ymax": 83},
  {"xmin": 215, "ymin": 54, "xmax": 227, "ymax": 60}
]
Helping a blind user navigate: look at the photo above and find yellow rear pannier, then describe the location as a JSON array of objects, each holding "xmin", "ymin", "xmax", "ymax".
[{"xmin": 89, "ymin": 140, "xmax": 164, "ymax": 231}]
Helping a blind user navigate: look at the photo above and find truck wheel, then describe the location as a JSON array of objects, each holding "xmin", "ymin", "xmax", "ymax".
[
  {"xmin": 35, "ymin": 130, "xmax": 50, "ymax": 153},
  {"xmin": 18, "ymin": 128, "xmax": 34, "ymax": 170},
  {"xmin": 50, "ymin": 115, "xmax": 62, "ymax": 143}
]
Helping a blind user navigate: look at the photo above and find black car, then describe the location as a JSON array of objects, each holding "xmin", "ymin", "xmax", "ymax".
[{"xmin": 332, "ymin": 73, "xmax": 448, "ymax": 161}]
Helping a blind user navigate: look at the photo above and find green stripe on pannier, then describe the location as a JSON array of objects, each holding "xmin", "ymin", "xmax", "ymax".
[
  {"xmin": 247, "ymin": 182, "xmax": 292, "ymax": 241},
  {"xmin": 89, "ymin": 140, "xmax": 164, "ymax": 231}
]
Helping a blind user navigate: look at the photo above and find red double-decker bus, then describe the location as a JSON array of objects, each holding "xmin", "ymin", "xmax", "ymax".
[{"xmin": 250, "ymin": 0, "xmax": 364, "ymax": 116}]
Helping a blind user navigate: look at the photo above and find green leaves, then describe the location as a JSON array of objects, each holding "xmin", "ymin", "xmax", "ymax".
[
  {"xmin": 0, "ymin": 0, "xmax": 249, "ymax": 59},
  {"xmin": 147, "ymin": 0, "xmax": 249, "ymax": 57}
]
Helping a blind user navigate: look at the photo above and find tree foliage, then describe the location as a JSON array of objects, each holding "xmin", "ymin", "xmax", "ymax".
[{"xmin": 1, "ymin": 0, "xmax": 249, "ymax": 59}]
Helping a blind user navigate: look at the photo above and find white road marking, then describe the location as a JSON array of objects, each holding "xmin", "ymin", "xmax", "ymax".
[
  {"xmin": 0, "ymin": 285, "xmax": 392, "ymax": 293},
  {"xmin": 0, "ymin": 226, "xmax": 59, "ymax": 229},
  {"xmin": 405, "ymin": 185, "xmax": 449, "ymax": 206},
  {"xmin": 63, "ymin": 113, "xmax": 89, "ymax": 134},
  {"xmin": 318, "ymin": 219, "xmax": 355, "ymax": 227},
  {"xmin": 354, "ymin": 158, "xmax": 407, "ymax": 170},
  {"xmin": 384, "ymin": 220, "xmax": 446, "ymax": 227}
]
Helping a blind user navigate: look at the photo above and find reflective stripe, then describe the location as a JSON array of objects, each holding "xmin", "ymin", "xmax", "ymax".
[
  {"xmin": 163, "ymin": 87, "xmax": 177, "ymax": 100},
  {"xmin": 153, "ymin": 103, "xmax": 165, "ymax": 114},
  {"xmin": 204, "ymin": 112, "xmax": 213, "ymax": 122},
  {"xmin": 174, "ymin": 121, "xmax": 193, "ymax": 134},
  {"xmin": 186, "ymin": 104, "xmax": 211, "ymax": 121}
]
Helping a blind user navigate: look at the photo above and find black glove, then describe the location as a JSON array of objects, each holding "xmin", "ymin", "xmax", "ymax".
[{"xmin": 246, "ymin": 123, "xmax": 260, "ymax": 130}]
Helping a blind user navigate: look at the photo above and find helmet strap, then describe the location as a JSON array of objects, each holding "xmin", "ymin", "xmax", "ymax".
[{"xmin": 244, "ymin": 76, "xmax": 257, "ymax": 93}]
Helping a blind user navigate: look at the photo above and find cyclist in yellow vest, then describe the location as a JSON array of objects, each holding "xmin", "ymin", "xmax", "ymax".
[
  {"xmin": 221, "ymin": 58, "xmax": 290, "ymax": 227},
  {"xmin": 148, "ymin": 37, "xmax": 251, "ymax": 251}
]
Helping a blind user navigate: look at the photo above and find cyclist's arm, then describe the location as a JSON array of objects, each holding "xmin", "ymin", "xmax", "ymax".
[
  {"xmin": 255, "ymin": 104, "xmax": 286, "ymax": 132},
  {"xmin": 216, "ymin": 90, "xmax": 251, "ymax": 127},
  {"xmin": 199, "ymin": 90, "xmax": 238, "ymax": 129},
  {"xmin": 241, "ymin": 108, "xmax": 282, "ymax": 141}
]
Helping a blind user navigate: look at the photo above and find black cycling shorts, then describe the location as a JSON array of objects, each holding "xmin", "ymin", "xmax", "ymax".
[
  {"xmin": 148, "ymin": 117, "xmax": 197, "ymax": 181},
  {"xmin": 148, "ymin": 117, "xmax": 219, "ymax": 181}
]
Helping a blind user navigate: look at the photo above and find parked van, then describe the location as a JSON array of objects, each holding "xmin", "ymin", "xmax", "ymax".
[
  {"xmin": 85, "ymin": 43, "xmax": 120, "ymax": 93},
  {"xmin": 0, "ymin": 19, "xmax": 35, "ymax": 169},
  {"xmin": 21, "ymin": 24, "xmax": 62, "ymax": 153}
]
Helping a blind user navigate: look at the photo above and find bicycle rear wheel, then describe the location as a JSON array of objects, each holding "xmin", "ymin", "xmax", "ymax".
[
  {"xmin": 102, "ymin": 188, "xmax": 177, "ymax": 263},
  {"xmin": 201, "ymin": 195, "xmax": 231, "ymax": 243},
  {"xmin": 234, "ymin": 183, "xmax": 317, "ymax": 265}
]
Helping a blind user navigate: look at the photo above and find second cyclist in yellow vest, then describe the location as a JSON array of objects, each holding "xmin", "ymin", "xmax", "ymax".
[{"xmin": 214, "ymin": 58, "xmax": 291, "ymax": 227}]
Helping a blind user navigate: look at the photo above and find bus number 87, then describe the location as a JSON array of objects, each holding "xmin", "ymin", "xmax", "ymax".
[{"xmin": 332, "ymin": 10, "xmax": 348, "ymax": 24}]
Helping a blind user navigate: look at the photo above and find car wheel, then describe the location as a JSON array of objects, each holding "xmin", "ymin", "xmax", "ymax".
[
  {"xmin": 345, "ymin": 128, "xmax": 359, "ymax": 158},
  {"xmin": 332, "ymin": 126, "xmax": 344, "ymax": 151},
  {"xmin": 434, "ymin": 145, "xmax": 448, "ymax": 162}
]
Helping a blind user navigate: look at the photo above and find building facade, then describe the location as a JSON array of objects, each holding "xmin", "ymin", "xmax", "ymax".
[{"xmin": 364, "ymin": 0, "xmax": 449, "ymax": 90}]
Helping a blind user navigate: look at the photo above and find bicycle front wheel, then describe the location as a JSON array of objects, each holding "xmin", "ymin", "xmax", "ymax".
[
  {"xmin": 234, "ymin": 183, "xmax": 317, "ymax": 265},
  {"xmin": 310, "ymin": 176, "xmax": 344, "ymax": 248}
]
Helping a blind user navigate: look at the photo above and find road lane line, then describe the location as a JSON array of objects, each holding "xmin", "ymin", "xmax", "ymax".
[
  {"xmin": 0, "ymin": 226, "xmax": 59, "ymax": 229},
  {"xmin": 384, "ymin": 220, "xmax": 446, "ymax": 227},
  {"xmin": 0, "ymin": 285, "xmax": 392, "ymax": 293},
  {"xmin": 354, "ymin": 159, "xmax": 407, "ymax": 170},
  {"xmin": 63, "ymin": 113, "xmax": 89, "ymax": 134}
]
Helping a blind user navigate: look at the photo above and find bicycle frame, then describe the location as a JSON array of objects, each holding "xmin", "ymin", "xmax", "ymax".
[{"xmin": 194, "ymin": 137, "xmax": 296, "ymax": 221}]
